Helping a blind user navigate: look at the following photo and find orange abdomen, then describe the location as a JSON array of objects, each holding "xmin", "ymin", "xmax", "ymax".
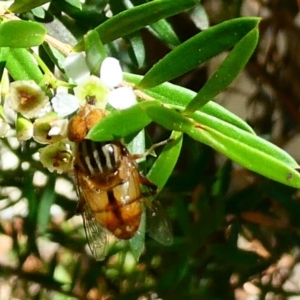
[{"xmin": 75, "ymin": 140, "xmax": 143, "ymax": 239}]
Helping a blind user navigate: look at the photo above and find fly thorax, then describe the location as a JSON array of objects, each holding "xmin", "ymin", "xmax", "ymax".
[{"xmin": 75, "ymin": 140, "xmax": 122, "ymax": 176}]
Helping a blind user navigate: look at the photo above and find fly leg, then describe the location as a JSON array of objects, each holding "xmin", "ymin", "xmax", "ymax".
[
  {"xmin": 131, "ymin": 138, "xmax": 174, "ymax": 160},
  {"xmin": 138, "ymin": 173, "xmax": 157, "ymax": 193}
]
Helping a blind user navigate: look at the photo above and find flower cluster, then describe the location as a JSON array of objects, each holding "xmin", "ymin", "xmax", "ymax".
[{"xmin": 1, "ymin": 56, "xmax": 137, "ymax": 174}]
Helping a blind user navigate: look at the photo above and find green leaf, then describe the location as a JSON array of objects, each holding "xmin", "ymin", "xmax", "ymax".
[
  {"xmin": 124, "ymin": 72, "xmax": 255, "ymax": 134},
  {"xmin": 84, "ymin": 29, "xmax": 107, "ymax": 75},
  {"xmin": 149, "ymin": 104, "xmax": 300, "ymax": 188},
  {"xmin": 87, "ymin": 101, "xmax": 157, "ymax": 141},
  {"xmin": 42, "ymin": 44, "xmax": 66, "ymax": 75},
  {"xmin": 190, "ymin": 110, "xmax": 298, "ymax": 168},
  {"xmin": 139, "ymin": 17, "xmax": 260, "ymax": 88},
  {"xmin": 212, "ymin": 160, "xmax": 232, "ymax": 196},
  {"xmin": 65, "ymin": 0, "xmax": 82, "ymax": 10},
  {"xmin": 147, "ymin": 131, "xmax": 183, "ymax": 190},
  {"xmin": 74, "ymin": 0, "xmax": 198, "ymax": 51},
  {"xmin": 127, "ymin": 0, "xmax": 180, "ymax": 46},
  {"xmin": 3, "ymin": 48, "xmax": 44, "ymax": 82},
  {"xmin": 149, "ymin": 19, "xmax": 180, "ymax": 46},
  {"xmin": 158, "ymin": 256, "xmax": 190, "ymax": 289},
  {"xmin": 37, "ymin": 176, "xmax": 56, "ymax": 234},
  {"xmin": 145, "ymin": 103, "xmax": 195, "ymax": 132},
  {"xmin": 23, "ymin": 172, "xmax": 38, "ymax": 231},
  {"xmin": 189, "ymin": 3, "xmax": 210, "ymax": 30},
  {"xmin": 32, "ymin": 7, "xmax": 46, "ymax": 18},
  {"xmin": 0, "ymin": 20, "xmax": 46, "ymax": 48},
  {"xmin": 9, "ymin": 0, "xmax": 50, "ymax": 13},
  {"xmin": 126, "ymin": 32, "xmax": 146, "ymax": 69},
  {"xmin": 188, "ymin": 110, "xmax": 300, "ymax": 188},
  {"xmin": 185, "ymin": 26, "xmax": 259, "ymax": 113},
  {"xmin": 129, "ymin": 208, "xmax": 146, "ymax": 261},
  {"xmin": 127, "ymin": 129, "xmax": 145, "ymax": 156}
]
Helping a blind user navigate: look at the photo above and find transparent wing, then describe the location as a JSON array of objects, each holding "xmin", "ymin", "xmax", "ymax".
[
  {"xmin": 74, "ymin": 168, "xmax": 109, "ymax": 261},
  {"xmin": 146, "ymin": 199, "xmax": 173, "ymax": 246},
  {"xmin": 80, "ymin": 200, "xmax": 109, "ymax": 261}
]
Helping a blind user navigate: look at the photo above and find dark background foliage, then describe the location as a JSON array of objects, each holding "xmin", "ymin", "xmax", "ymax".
[{"xmin": 1, "ymin": 0, "xmax": 300, "ymax": 299}]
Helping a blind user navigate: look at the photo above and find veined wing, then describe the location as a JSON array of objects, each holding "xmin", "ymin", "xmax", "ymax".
[
  {"xmin": 81, "ymin": 201, "xmax": 109, "ymax": 261},
  {"xmin": 74, "ymin": 164, "xmax": 109, "ymax": 261},
  {"xmin": 146, "ymin": 199, "xmax": 173, "ymax": 246}
]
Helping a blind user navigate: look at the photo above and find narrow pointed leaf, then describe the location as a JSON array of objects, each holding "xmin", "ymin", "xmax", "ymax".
[
  {"xmin": 126, "ymin": 101, "xmax": 300, "ymax": 188},
  {"xmin": 65, "ymin": 0, "xmax": 82, "ymax": 9},
  {"xmin": 126, "ymin": 32, "xmax": 146, "ymax": 69},
  {"xmin": 74, "ymin": 0, "xmax": 198, "ymax": 51},
  {"xmin": 42, "ymin": 44, "xmax": 66, "ymax": 75},
  {"xmin": 84, "ymin": 29, "xmax": 107, "ymax": 75},
  {"xmin": 147, "ymin": 131, "xmax": 183, "ymax": 190},
  {"xmin": 190, "ymin": 110, "xmax": 298, "ymax": 168},
  {"xmin": 24, "ymin": 173, "xmax": 37, "ymax": 221},
  {"xmin": 4, "ymin": 48, "xmax": 44, "ymax": 82},
  {"xmin": 87, "ymin": 100, "xmax": 159, "ymax": 141},
  {"xmin": 185, "ymin": 27, "xmax": 259, "ymax": 113},
  {"xmin": 0, "ymin": 20, "xmax": 46, "ymax": 48},
  {"xmin": 127, "ymin": 129, "xmax": 146, "ymax": 156},
  {"xmin": 139, "ymin": 17, "xmax": 260, "ymax": 88},
  {"xmin": 9, "ymin": 0, "xmax": 50, "ymax": 13},
  {"xmin": 150, "ymin": 19, "xmax": 180, "ymax": 46},
  {"xmin": 145, "ymin": 103, "xmax": 195, "ymax": 132},
  {"xmin": 37, "ymin": 176, "xmax": 56, "ymax": 234},
  {"xmin": 188, "ymin": 111, "xmax": 300, "ymax": 188},
  {"xmin": 124, "ymin": 72, "xmax": 255, "ymax": 134}
]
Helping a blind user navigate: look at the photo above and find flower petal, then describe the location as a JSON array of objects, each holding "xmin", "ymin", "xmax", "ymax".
[
  {"xmin": 107, "ymin": 87, "xmax": 137, "ymax": 110},
  {"xmin": 33, "ymin": 113, "xmax": 68, "ymax": 144},
  {"xmin": 48, "ymin": 119, "xmax": 68, "ymax": 137},
  {"xmin": 51, "ymin": 92, "xmax": 80, "ymax": 117},
  {"xmin": 100, "ymin": 57, "xmax": 123, "ymax": 88},
  {"xmin": 64, "ymin": 53, "xmax": 90, "ymax": 84},
  {"xmin": 0, "ymin": 119, "xmax": 10, "ymax": 137}
]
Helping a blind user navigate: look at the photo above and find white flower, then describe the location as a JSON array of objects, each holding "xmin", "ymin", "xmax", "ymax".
[
  {"xmin": 33, "ymin": 113, "xmax": 68, "ymax": 144},
  {"xmin": 74, "ymin": 75, "xmax": 109, "ymax": 109},
  {"xmin": 7, "ymin": 80, "xmax": 49, "ymax": 119},
  {"xmin": 100, "ymin": 57, "xmax": 137, "ymax": 110},
  {"xmin": 51, "ymin": 92, "xmax": 80, "ymax": 117},
  {"xmin": 54, "ymin": 56, "xmax": 137, "ymax": 117},
  {"xmin": 39, "ymin": 142, "xmax": 73, "ymax": 174}
]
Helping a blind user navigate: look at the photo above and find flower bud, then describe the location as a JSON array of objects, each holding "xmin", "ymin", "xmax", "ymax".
[
  {"xmin": 16, "ymin": 114, "xmax": 33, "ymax": 141},
  {"xmin": 0, "ymin": 105, "xmax": 10, "ymax": 137}
]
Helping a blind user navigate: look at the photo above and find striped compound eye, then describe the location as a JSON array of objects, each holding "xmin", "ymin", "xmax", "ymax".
[{"xmin": 70, "ymin": 104, "xmax": 173, "ymax": 261}]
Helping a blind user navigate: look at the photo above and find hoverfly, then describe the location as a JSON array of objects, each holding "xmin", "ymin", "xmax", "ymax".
[{"xmin": 68, "ymin": 104, "xmax": 173, "ymax": 260}]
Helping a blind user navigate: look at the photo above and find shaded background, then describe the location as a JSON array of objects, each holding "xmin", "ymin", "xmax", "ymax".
[{"xmin": 2, "ymin": 0, "xmax": 300, "ymax": 299}]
